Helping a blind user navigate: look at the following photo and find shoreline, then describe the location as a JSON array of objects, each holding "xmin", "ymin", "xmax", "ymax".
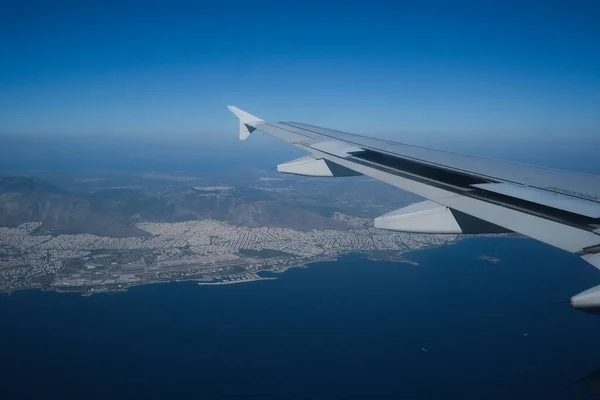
[
  {"xmin": 0, "ymin": 235, "xmax": 509, "ymax": 295},
  {"xmin": 197, "ymin": 276, "xmax": 276, "ymax": 285}
]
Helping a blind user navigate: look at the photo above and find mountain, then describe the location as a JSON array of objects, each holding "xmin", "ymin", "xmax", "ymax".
[
  {"xmin": 0, "ymin": 177, "xmax": 351, "ymax": 237},
  {"xmin": 0, "ymin": 177, "xmax": 147, "ymax": 237},
  {"xmin": 161, "ymin": 186, "xmax": 349, "ymax": 231},
  {"xmin": 226, "ymin": 200, "xmax": 349, "ymax": 231},
  {"xmin": 160, "ymin": 186, "xmax": 237, "ymax": 220},
  {"xmin": 89, "ymin": 189, "xmax": 196, "ymax": 223}
]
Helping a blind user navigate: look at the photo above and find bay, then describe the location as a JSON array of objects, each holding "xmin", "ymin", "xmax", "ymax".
[{"xmin": 1, "ymin": 237, "xmax": 599, "ymax": 398}]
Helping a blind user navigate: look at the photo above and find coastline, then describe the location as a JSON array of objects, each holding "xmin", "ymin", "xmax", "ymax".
[{"xmin": 0, "ymin": 235, "xmax": 510, "ymax": 296}]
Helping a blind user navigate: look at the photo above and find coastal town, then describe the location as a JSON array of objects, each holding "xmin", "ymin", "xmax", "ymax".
[{"xmin": 0, "ymin": 213, "xmax": 457, "ymax": 293}]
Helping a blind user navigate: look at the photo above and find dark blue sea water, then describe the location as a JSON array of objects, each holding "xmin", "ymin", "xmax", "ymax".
[{"xmin": 1, "ymin": 237, "xmax": 600, "ymax": 399}]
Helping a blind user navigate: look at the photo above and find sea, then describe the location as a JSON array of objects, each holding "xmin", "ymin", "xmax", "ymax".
[{"xmin": 1, "ymin": 237, "xmax": 600, "ymax": 399}]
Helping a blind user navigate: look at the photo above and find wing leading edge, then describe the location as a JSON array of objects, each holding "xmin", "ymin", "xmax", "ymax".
[{"xmin": 227, "ymin": 106, "xmax": 600, "ymax": 314}]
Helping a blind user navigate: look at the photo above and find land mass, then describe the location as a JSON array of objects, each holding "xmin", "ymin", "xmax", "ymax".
[
  {"xmin": 0, "ymin": 175, "xmax": 464, "ymax": 293},
  {"xmin": 478, "ymin": 255, "xmax": 501, "ymax": 264},
  {"xmin": 0, "ymin": 217, "xmax": 456, "ymax": 293}
]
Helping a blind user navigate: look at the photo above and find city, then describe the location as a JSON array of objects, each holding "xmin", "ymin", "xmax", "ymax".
[{"xmin": 0, "ymin": 213, "xmax": 458, "ymax": 293}]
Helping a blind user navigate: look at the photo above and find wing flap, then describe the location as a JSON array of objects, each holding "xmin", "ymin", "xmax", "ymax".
[
  {"xmin": 308, "ymin": 146, "xmax": 600, "ymax": 253},
  {"xmin": 309, "ymin": 141, "xmax": 364, "ymax": 158},
  {"xmin": 472, "ymin": 183, "xmax": 600, "ymax": 218}
]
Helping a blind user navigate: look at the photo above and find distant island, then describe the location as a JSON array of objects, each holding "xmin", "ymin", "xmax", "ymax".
[
  {"xmin": 478, "ymin": 255, "xmax": 501, "ymax": 264},
  {"xmin": 367, "ymin": 251, "xmax": 419, "ymax": 265}
]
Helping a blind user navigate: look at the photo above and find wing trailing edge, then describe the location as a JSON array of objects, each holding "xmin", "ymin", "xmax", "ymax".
[{"xmin": 472, "ymin": 183, "xmax": 600, "ymax": 218}]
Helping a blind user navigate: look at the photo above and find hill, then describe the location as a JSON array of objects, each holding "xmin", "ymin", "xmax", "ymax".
[
  {"xmin": 0, "ymin": 177, "xmax": 351, "ymax": 236},
  {"xmin": 0, "ymin": 177, "xmax": 147, "ymax": 237},
  {"xmin": 89, "ymin": 188, "xmax": 196, "ymax": 223},
  {"xmin": 161, "ymin": 186, "xmax": 349, "ymax": 231}
]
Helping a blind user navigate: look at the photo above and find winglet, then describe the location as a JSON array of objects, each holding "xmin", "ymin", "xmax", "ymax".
[{"xmin": 227, "ymin": 106, "xmax": 263, "ymax": 140}]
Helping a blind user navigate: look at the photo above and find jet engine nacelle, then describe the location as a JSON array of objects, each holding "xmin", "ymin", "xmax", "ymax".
[{"xmin": 571, "ymin": 284, "xmax": 600, "ymax": 314}]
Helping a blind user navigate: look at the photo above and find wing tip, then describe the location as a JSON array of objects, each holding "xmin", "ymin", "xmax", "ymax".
[
  {"xmin": 226, "ymin": 105, "xmax": 263, "ymax": 123},
  {"xmin": 227, "ymin": 105, "xmax": 260, "ymax": 140}
]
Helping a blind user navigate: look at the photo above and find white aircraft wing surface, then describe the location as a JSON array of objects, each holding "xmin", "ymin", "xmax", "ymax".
[{"xmin": 227, "ymin": 106, "xmax": 600, "ymax": 313}]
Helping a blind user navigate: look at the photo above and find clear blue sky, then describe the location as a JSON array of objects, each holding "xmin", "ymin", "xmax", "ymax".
[{"xmin": 1, "ymin": 0, "xmax": 599, "ymax": 144}]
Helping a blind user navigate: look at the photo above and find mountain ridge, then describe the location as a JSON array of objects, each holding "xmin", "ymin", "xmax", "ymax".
[{"xmin": 0, "ymin": 176, "xmax": 351, "ymax": 236}]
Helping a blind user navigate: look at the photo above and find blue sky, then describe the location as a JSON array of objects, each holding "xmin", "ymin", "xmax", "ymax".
[{"xmin": 1, "ymin": 0, "xmax": 599, "ymax": 145}]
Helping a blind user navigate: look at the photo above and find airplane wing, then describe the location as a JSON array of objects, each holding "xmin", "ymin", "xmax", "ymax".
[{"xmin": 227, "ymin": 106, "xmax": 600, "ymax": 313}]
